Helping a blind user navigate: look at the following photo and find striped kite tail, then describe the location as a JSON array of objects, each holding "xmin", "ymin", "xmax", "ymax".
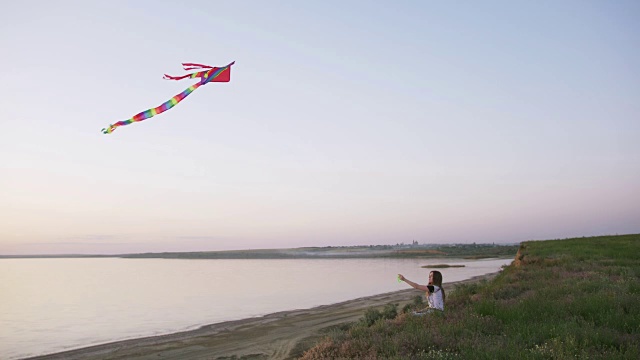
[
  {"xmin": 101, "ymin": 81, "xmax": 206, "ymax": 134},
  {"xmin": 163, "ymin": 70, "xmax": 209, "ymax": 81},
  {"xmin": 102, "ymin": 61, "xmax": 235, "ymax": 134}
]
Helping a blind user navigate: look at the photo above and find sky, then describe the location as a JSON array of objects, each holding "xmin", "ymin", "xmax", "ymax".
[{"xmin": 1, "ymin": 0, "xmax": 639, "ymax": 255}]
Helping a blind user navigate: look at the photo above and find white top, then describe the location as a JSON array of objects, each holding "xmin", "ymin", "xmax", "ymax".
[{"xmin": 427, "ymin": 285, "xmax": 444, "ymax": 311}]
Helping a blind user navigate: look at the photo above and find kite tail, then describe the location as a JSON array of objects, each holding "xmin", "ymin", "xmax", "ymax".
[
  {"xmin": 164, "ymin": 62, "xmax": 235, "ymax": 81},
  {"xmin": 162, "ymin": 70, "xmax": 209, "ymax": 81},
  {"xmin": 102, "ymin": 61, "xmax": 235, "ymax": 134},
  {"xmin": 101, "ymin": 81, "xmax": 205, "ymax": 134},
  {"xmin": 182, "ymin": 62, "xmax": 214, "ymax": 71}
]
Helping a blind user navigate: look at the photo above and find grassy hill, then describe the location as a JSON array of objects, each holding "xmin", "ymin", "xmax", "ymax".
[{"xmin": 301, "ymin": 234, "xmax": 640, "ymax": 359}]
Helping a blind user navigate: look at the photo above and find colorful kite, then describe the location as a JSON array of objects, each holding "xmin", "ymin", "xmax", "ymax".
[{"xmin": 101, "ymin": 61, "xmax": 235, "ymax": 134}]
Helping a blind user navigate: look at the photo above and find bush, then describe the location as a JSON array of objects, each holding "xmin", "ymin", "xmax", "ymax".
[
  {"xmin": 361, "ymin": 308, "xmax": 382, "ymax": 326},
  {"xmin": 361, "ymin": 303, "xmax": 399, "ymax": 326},
  {"xmin": 381, "ymin": 303, "xmax": 398, "ymax": 320}
]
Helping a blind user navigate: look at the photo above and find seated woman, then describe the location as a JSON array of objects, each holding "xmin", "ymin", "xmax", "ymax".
[{"xmin": 398, "ymin": 270, "xmax": 445, "ymax": 314}]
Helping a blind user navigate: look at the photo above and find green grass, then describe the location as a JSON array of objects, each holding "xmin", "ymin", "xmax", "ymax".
[{"xmin": 301, "ymin": 234, "xmax": 640, "ymax": 359}]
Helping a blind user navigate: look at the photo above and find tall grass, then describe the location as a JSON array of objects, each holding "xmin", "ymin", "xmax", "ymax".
[{"xmin": 301, "ymin": 234, "xmax": 640, "ymax": 359}]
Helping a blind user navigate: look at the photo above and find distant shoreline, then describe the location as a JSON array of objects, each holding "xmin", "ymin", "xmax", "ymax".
[
  {"xmin": 24, "ymin": 271, "xmax": 500, "ymax": 360},
  {"xmin": 1, "ymin": 243, "xmax": 519, "ymax": 260}
]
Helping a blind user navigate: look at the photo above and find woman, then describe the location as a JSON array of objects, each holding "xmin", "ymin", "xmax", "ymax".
[{"xmin": 398, "ymin": 270, "xmax": 445, "ymax": 314}]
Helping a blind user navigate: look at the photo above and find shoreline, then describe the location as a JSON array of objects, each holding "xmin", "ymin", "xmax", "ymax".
[{"xmin": 24, "ymin": 272, "xmax": 499, "ymax": 360}]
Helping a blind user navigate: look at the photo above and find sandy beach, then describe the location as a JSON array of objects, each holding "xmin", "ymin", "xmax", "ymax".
[{"xmin": 25, "ymin": 273, "xmax": 497, "ymax": 360}]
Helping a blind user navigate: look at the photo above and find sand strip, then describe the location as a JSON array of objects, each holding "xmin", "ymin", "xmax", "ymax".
[{"xmin": 25, "ymin": 273, "xmax": 497, "ymax": 360}]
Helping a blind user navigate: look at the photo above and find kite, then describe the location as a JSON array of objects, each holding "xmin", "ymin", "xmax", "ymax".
[{"xmin": 101, "ymin": 61, "xmax": 235, "ymax": 134}]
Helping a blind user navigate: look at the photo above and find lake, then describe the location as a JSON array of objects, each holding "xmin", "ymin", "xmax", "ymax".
[{"xmin": 0, "ymin": 257, "xmax": 512, "ymax": 359}]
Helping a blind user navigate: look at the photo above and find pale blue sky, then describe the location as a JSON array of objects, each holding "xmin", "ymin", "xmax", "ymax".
[{"xmin": 1, "ymin": 0, "xmax": 639, "ymax": 255}]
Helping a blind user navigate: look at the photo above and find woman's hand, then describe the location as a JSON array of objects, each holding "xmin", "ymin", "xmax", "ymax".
[{"xmin": 397, "ymin": 274, "xmax": 406, "ymax": 282}]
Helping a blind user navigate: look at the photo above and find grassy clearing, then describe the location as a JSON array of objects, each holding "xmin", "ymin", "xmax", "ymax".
[{"xmin": 301, "ymin": 234, "xmax": 640, "ymax": 359}]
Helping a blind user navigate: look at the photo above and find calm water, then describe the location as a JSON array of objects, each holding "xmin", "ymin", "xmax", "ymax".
[{"xmin": 0, "ymin": 257, "xmax": 512, "ymax": 359}]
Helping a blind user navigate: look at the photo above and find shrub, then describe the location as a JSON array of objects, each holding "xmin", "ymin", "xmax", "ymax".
[
  {"xmin": 361, "ymin": 303, "xmax": 399, "ymax": 327},
  {"xmin": 361, "ymin": 308, "xmax": 382, "ymax": 327},
  {"xmin": 381, "ymin": 303, "xmax": 398, "ymax": 320}
]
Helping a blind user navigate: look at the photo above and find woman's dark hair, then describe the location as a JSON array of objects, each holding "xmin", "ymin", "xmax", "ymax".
[{"xmin": 430, "ymin": 271, "xmax": 445, "ymax": 302}]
